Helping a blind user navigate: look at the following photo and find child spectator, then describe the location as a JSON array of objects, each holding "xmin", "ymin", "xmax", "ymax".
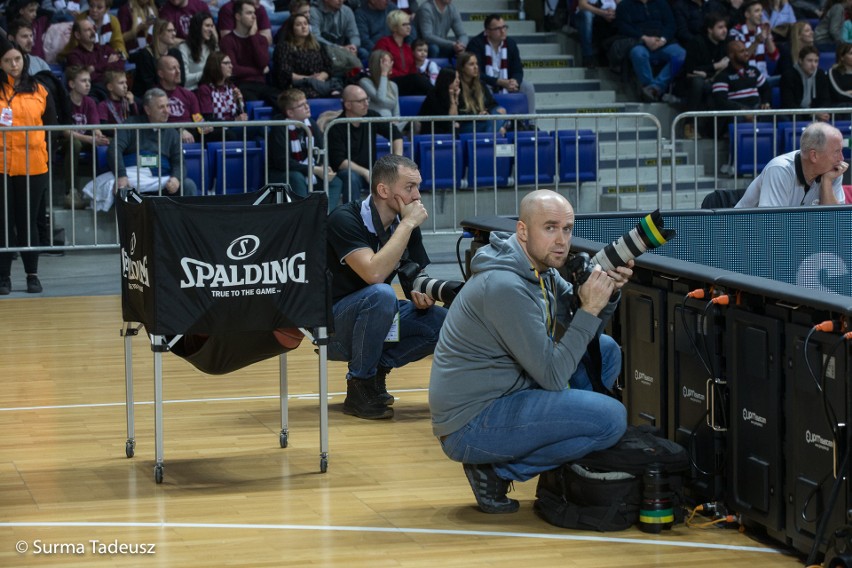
[
  {"xmin": 98, "ymin": 69, "xmax": 138, "ymax": 126},
  {"xmin": 412, "ymin": 38, "xmax": 439, "ymax": 85},
  {"xmin": 64, "ymin": 65, "xmax": 110, "ymax": 208},
  {"xmin": 7, "ymin": 0, "xmax": 50, "ymax": 58}
]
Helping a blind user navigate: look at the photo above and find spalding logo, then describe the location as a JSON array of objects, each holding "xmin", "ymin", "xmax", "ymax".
[
  {"xmin": 796, "ymin": 252, "xmax": 848, "ymax": 294},
  {"xmin": 129, "ymin": 233, "xmax": 137, "ymax": 255},
  {"xmin": 227, "ymin": 235, "xmax": 260, "ymax": 261}
]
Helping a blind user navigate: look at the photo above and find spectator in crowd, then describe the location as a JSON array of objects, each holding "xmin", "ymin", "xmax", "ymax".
[
  {"xmin": 466, "ymin": 14, "xmax": 537, "ymax": 114},
  {"xmin": 8, "ymin": 19, "xmax": 50, "ymax": 75},
  {"xmin": 0, "ymin": 39, "xmax": 55, "ymax": 295},
  {"xmin": 66, "ymin": 17, "xmax": 126, "ymax": 91},
  {"xmin": 762, "ymin": 0, "xmax": 796, "ymax": 34},
  {"xmin": 615, "ymin": 0, "xmax": 686, "ymax": 102},
  {"xmin": 64, "ymin": 65, "xmax": 109, "ymax": 208},
  {"xmin": 790, "ymin": 0, "xmax": 825, "ymax": 18},
  {"xmin": 416, "ymin": 66, "xmax": 459, "ymax": 134},
  {"xmin": 781, "ymin": 45, "xmax": 831, "ymax": 121},
  {"xmin": 268, "ymin": 88, "xmax": 342, "ymax": 202},
  {"xmin": 310, "ymin": 0, "xmax": 365, "ymax": 61},
  {"xmin": 129, "ymin": 18, "xmax": 183, "ymax": 98},
  {"xmin": 218, "ymin": 0, "xmax": 274, "ymax": 45},
  {"xmin": 672, "ymin": 0, "xmax": 704, "ymax": 48},
  {"xmin": 117, "ymin": 0, "xmax": 158, "ymax": 55},
  {"xmin": 275, "ymin": 0, "xmax": 311, "ymax": 43},
  {"xmin": 729, "ymin": 0, "xmax": 779, "ymax": 80},
  {"xmin": 395, "ymin": 0, "xmax": 419, "ymax": 14},
  {"xmin": 736, "ymin": 122, "xmax": 847, "ymax": 207},
  {"xmin": 159, "ymin": 0, "xmax": 211, "ymax": 39},
  {"xmin": 429, "ymin": 189, "xmax": 628, "ymax": 514},
  {"xmin": 828, "ymin": 42, "xmax": 852, "ymax": 105},
  {"xmin": 81, "ymin": 0, "xmax": 128, "ymax": 58},
  {"xmin": 777, "ymin": 20, "xmax": 815, "ymax": 75},
  {"xmin": 416, "ymin": 0, "xmax": 468, "ymax": 58},
  {"xmin": 712, "ymin": 39, "xmax": 771, "ymax": 114},
  {"xmin": 6, "ymin": 0, "xmax": 49, "ymax": 58},
  {"xmin": 109, "ymin": 87, "xmax": 198, "ymax": 196},
  {"xmin": 412, "ymin": 37, "xmax": 439, "ymax": 84},
  {"xmin": 157, "ymin": 54, "xmax": 210, "ymax": 142},
  {"xmin": 272, "ymin": 12, "xmax": 342, "ymax": 97},
  {"xmin": 359, "ymin": 49, "xmax": 402, "ymax": 125},
  {"xmin": 196, "ymin": 51, "xmax": 252, "ymax": 140},
  {"xmin": 576, "ymin": 0, "xmax": 618, "ymax": 68},
  {"xmin": 326, "ymin": 153, "xmax": 447, "ymax": 419},
  {"xmin": 356, "ymin": 0, "xmax": 398, "ymax": 53},
  {"xmin": 98, "ymin": 68, "xmax": 138, "ymax": 126},
  {"xmin": 679, "ymin": 13, "xmax": 730, "ymax": 138},
  {"xmin": 374, "ymin": 9, "xmax": 432, "ymax": 95},
  {"xmin": 326, "ymin": 84, "xmax": 403, "ymax": 207},
  {"xmin": 178, "ymin": 12, "xmax": 217, "ymax": 90},
  {"xmin": 813, "ymin": 0, "xmax": 852, "ymax": 47},
  {"xmin": 220, "ymin": 0, "xmax": 279, "ymax": 105},
  {"xmin": 456, "ymin": 51, "xmax": 506, "ymax": 135}
]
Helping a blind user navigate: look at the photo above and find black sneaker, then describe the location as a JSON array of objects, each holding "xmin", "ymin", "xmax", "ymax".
[
  {"xmin": 343, "ymin": 378, "xmax": 393, "ymax": 419},
  {"xmin": 0, "ymin": 277, "xmax": 10, "ymax": 295},
  {"xmin": 462, "ymin": 463, "xmax": 519, "ymax": 514},
  {"xmin": 375, "ymin": 367, "xmax": 394, "ymax": 406},
  {"xmin": 26, "ymin": 275, "xmax": 42, "ymax": 293}
]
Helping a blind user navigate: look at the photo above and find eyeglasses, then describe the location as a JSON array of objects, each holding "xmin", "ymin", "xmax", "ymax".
[
  {"xmin": 288, "ymin": 101, "xmax": 310, "ymax": 110},
  {"xmin": 400, "ymin": 22, "xmax": 411, "ymax": 26},
  {"xmin": 488, "ymin": 25, "xmax": 509, "ymax": 31},
  {"xmin": 346, "ymin": 98, "xmax": 369, "ymax": 104}
]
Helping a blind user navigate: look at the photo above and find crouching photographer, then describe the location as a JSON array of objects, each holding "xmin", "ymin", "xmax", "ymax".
[{"xmin": 428, "ymin": 190, "xmax": 631, "ymax": 514}]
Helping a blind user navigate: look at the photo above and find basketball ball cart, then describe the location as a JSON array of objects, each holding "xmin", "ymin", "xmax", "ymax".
[{"xmin": 116, "ymin": 184, "xmax": 332, "ymax": 483}]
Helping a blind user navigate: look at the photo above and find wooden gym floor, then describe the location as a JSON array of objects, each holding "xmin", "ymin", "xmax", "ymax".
[{"xmin": 0, "ymin": 295, "xmax": 805, "ymax": 567}]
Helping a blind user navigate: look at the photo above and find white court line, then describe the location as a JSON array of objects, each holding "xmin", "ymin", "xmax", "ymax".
[
  {"xmin": 0, "ymin": 521, "xmax": 784, "ymax": 554},
  {"xmin": 0, "ymin": 389, "xmax": 429, "ymax": 413}
]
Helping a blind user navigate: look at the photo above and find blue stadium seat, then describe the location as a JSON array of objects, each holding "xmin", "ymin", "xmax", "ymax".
[
  {"xmin": 771, "ymin": 86, "xmax": 780, "ymax": 109},
  {"xmin": 493, "ymin": 93, "xmax": 528, "ymax": 115},
  {"xmin": 253, "ymin": 106, "xmax": 273, "ymax": 121},
  {"xmin": 431, "ymin": 58, "xmax": 451, "ymax": 68},
  {"xmin": 728, "ymin": 123, "xmax": 777, "ymax": 176},
  {"xmin": 181, "ymin": 142, "xmax": 212, "ymax": 194},
  {"xmin": 212, "ymin": 146, "xmax": 263, "ymax": 194},
  {"xmin": 782, "ymin": 120, "xmax": 852, "ymax": 158},
  {"xmin": 375, "ymin": 135, "xmax": 411, "ymax": 160},
  {"xmin": 245, "ymin": 100, "xmax": 265, "ymax": 117},
  {"xmin": 460, "ymin": 132, "xmax": 513, "ymax": 188},
  {"xmin": 308, "ymin": 97, "xmax": 342, "ymax": 118},
  {"xmin": 819, "ymin": 51, "xmax": 836, "ymax": 72},
  {"xmin": 415, "ymin": 135, "xmax": 463, "ymax": 191},
  {"xmin": 556, "ymin": 130, "xmax": 597, "ymax": 184},
  {"xmin": 398, "ymin": 95, "xmax": 425, "ymax": 117},
  {"xmin": 508, "ymin": 130, "xmax": 556, "ymax": 185}
]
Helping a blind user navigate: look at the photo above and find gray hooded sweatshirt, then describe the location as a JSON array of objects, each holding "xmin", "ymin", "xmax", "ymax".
[{"xmin": 429, "ymin": 231, "xmax": 619, "ymax": 438}]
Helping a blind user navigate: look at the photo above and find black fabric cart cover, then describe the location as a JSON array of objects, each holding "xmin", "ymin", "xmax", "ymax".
[{"xmin": 117, "ymin": 189, "xmax": 330, "ymax": 337}]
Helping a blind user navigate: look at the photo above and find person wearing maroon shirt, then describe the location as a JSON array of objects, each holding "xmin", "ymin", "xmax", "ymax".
[
  {"xmin": 98, "ymin": 69, "xmax": 139, "ymax": 126},
  {"xmin": 64, "ymin": 66, "xmax": 110, "ymax": 208},
  {"xmin": 217, "ymin": 0, "xmax": 273, "ymax": 45},
  {"xmin": 66, "ymin": 18, "xmax": 126, "ymax": 92},
  {"xmin": 156, "ymin": 54, "xmax": 212, "ymax": 143},
  {"xmin": 219, "ymin": 0, "xmax": 279, "ymax": 105},
  {"xmin": 158, "ymin": 0, "xmax": 211, "ymax": 39},
  {"xmin": 6, "ymin": 0, "xmax": 49, "ymax": 59}
]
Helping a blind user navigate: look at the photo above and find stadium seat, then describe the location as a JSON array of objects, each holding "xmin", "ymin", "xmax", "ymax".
[
  {"xmin": 508, "ymin": 130, "xmax": 556, "ymax": 185},
  {"xmin": 398, "ymin": 95, "xmax": 425, "ymax": 117},
  {"xmin": 415, "ymin": 134, "xmax": 463, "ymax": 191},
  {"xmin": 494, "ymin": 93, "xmax": 528, "ymax": 115},
  {"xmin": 308, "ymin": 97, "xmax": 341, "ymax": 118},
  {"xmin": 728, "ymin": 123, "xmax": 777, "ymax": 176},
  {"xmin": 460, "ymin": 132, "xmax": 513, "ymax": 188},
  {"xmin": 375, "ymin": 135, "xmax": 411, "ymax": 160},
  {"xmin": 212, "ymin": 146, "xmax": 263, "ymax": 194},
  {"xmin": 245, "ymin": 100, "xmax": 265, "ymax": 117},
  {"xmin": 181, "ymin": 142, "xmax": 213, "ymax": 194},
  {"xmin": 253, "ymin": 106, "xmax": 273, "ymax": 121},
  {"xmin": 819, "ymin": 51, "xmax": 836, "ymax": 72},
  {"xmin": 431, "ymin": 58, "xmax": 451, "ymax": 68},
  {"xmin": 556, "ymin": 129, "xmax": 597, "ymax": 184}
]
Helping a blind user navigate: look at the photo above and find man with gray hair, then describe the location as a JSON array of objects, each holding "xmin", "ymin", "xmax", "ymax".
[
  {"xmin": 736, "ymin": 122, "xmax": 848, "ymax": 207},
  {"xmin": 326, "ymin": 153, "xmax": 447, "ymax": 420},
  {"xmin": 109, "ymin": 88, "xmax": 198, "ymax": 196}
]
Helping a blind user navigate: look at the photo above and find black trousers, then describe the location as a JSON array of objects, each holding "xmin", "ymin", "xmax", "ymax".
[{"xmin": 0, "ymin": 173, "xmax": 47, "ymax": 277}]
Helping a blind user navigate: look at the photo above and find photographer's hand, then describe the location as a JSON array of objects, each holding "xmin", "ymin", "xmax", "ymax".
[
  {"xmin": 577, "ymin": 268, "xmax": 615, "ymax": 316},
  {"xmin": 606, "ymin": 260, "xmax": 634, "ymax": 290},
  {"xmin": 411, "ymin": 290, "xmax": 434, "ymax": 309},
  {"xmin": 396, "ymin": 195, "xmax": 428, "ymax": 229}
]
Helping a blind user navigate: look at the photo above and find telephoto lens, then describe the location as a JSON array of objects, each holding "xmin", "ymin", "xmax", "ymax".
[{"xmin": 638, "ymin": 465, "xmax": 674, "ymax": 533}]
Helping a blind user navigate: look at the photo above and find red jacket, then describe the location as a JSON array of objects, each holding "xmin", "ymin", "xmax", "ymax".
[{"xmin": 374, "ymin": 35, "xmax": 417, "ymax": 78}]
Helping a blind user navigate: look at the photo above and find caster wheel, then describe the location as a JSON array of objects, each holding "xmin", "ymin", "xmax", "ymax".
[
  {"xmin": 125, "ymin": 441, "xmax": 135, "ymax": 458},
  {"xmin": 280, "ymin": 432, "xmax": 288, "ymax": 448},
  {"xmin": 320, "ymin": 457, "xmax": 328, "ymax": 473},
  {"xmin": 154, "ymin": 464, "xmax": 164, "ymax": 484}
]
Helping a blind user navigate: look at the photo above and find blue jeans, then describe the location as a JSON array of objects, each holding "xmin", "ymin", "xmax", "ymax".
[
  {"xmin": 575, "ymin": 9, "xmax": 596, "ymax": 58},
  {"xmin": 629, "ymin": 43, "xmax": 686, "ymax": 92},
  {"xmin": 335, "ymin": 167, "xmax": 370, "ymax": 208},
  {"xmin": 328, "ymin": 283, "xmax": 448, "ymax": 380},
  {"xmin": 458, "ymin": 108, "xmax": 508, "ymax": 136},
  {"xmin": 439, "ymin": 334, "xmax": 626, "ymax": 482}
]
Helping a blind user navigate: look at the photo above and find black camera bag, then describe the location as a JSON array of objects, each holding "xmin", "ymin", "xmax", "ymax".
[{"xmin": 534, "ymin": 425, "xmax": 689, "ymax": 531}]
